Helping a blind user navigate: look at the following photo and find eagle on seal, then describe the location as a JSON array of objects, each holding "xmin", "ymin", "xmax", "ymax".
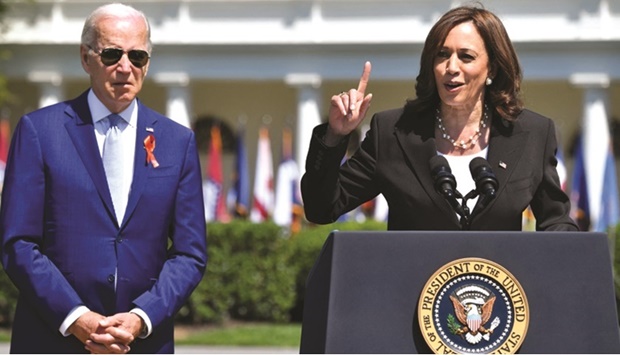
[{"xmin": 450, "ymin": 292, "xmax": 496, "ymax": 338}]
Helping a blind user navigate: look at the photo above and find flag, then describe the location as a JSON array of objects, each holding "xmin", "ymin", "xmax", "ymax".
[
  {"xmin": 203, "ymin": 125, "xmax": 229, "ymax": 222},
  {"xmin": 556, "ymin": 142, "xmax": 568, "ymax": 191},
  {"xmin": 595, "ymin": 147, "xmax": 619, "ymax": 231},
  {"xmin": 570, "ymin": 136, "xmax": 591, "ymax": 231},
  {"xmin": 373, "ymin": 194, "xmax": 389, "ymax": 222},
  {"xmin": 521, "ymin": 206, "xmax": 536, "ymax": 231},
  {"xmin": 227, "ymin": 128, "xmax": 250, "ymax": 218},
  {"xmin": 250, "ymin": 127, "xmax": 274, "ymax": 222},
  {"xmin": 273, "ymin": 128, "xmax": 303, "ymax": 232},
  {"xmin": 0, "ymin": 118, "xmax": 10, "ymax": 192},
  {"xmin": 575, "ymin": 93, "xmax": 619, "ymax": 232}
]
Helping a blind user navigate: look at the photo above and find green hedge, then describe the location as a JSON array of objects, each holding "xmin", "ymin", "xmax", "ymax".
[
  {"xmin": 4, "ymin": 221, "xmax": 620, "ymax": 327},
  {"xmin": 288, "ymin": 220, "xmax": 387, "ymax": 321},
  {"xmin": 0, "ymin": 267, "xmax": 17, "ymax": 326},
  {"xmin": 180, "ymin": 220, "xmax": 387, "ymax": 324},
  {"xmin": 179, "ymin": 221, "xmax": 296, "ymax": 324},
  {"xmin": 0, "ymin": 220, "xmax": 386, "ymax": 326}
]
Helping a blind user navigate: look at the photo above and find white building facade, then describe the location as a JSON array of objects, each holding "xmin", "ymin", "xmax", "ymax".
[{"xmin": 1, "ymin": 0, "xmax": 619, "ymax": 196}]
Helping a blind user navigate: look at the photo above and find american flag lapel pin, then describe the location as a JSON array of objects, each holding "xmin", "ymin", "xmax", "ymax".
[{"xmin": 499, "ymin": 161, "xmax": 507, "ymax": 169}]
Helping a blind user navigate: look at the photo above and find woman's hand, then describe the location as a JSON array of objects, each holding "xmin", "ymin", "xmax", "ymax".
[{"xmin": 325, "ymin": 61, "xmax": 373, "ymax": 145}]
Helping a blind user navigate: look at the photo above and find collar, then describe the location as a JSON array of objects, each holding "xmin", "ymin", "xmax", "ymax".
[{"xmin": 88, "ymin": 89, "xmax": 138, "ymax": 127}]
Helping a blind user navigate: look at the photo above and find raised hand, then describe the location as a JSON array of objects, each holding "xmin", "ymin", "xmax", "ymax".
[{"xmin": 325, "ymin": 61, "xmax": 373, "ymax": 145}]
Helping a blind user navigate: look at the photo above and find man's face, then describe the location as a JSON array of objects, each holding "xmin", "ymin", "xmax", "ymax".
[{"xmin": 80, "ymin": 15, "xmax": 150, "ymax": 113}]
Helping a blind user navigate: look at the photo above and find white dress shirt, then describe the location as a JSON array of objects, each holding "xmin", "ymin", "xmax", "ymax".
[
  {"xmin": 440, "ymin": 146, "xmax": 488, "ymax": 213},
  {"xmin": 59, "ymin": 90, "xmax": 152, "ymax": 338}
]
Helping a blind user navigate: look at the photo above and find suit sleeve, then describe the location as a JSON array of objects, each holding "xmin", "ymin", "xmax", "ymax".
[
  {"xmin": 301, "ymin": 119, "xmax": 381, "ymax": 224},
  {"xmin": 131, "ymin": 131, "xmax": 207, "ymax": 328},
  {"xmin": 0, "ymin": 115, "xmax": 85, "ymax": 330},
  {"xmin": 530, "ymin": 118, "xmax": 578, "ymax": 231}
]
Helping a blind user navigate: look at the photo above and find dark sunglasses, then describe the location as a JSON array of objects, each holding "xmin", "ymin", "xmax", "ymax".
[{"xmin": 88, "ymin": 46, "xmax": 150, "ymax": 68}]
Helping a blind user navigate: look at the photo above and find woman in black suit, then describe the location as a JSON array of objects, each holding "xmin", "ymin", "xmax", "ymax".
[{"xmin": 301, "ymin": 5, "xmax": 577, "ymax": 231}]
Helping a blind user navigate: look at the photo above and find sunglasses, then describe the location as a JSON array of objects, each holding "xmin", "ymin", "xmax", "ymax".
[{"xmin": 88, "ymin": 46, "xmax": 150, "ymax": 68}]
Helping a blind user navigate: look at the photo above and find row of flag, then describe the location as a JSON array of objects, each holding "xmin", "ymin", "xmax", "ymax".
[
  {"xmin": 202, "ymin": 125, "xmax": 303, "ymax": 232},
  {"xmin": 204, "ymin": 117, "xmax": 618, "ymax": 234},
  {"xmin": 0, "ymin": 114, "xmax": 616, "ymax": 233},
  {"xmin": 524, "ymin": 112, "xmax": 618, "ymax": 232},
  {"xmin": 569, "ymin": 98, "xmax": 619, "ymax": 232}
]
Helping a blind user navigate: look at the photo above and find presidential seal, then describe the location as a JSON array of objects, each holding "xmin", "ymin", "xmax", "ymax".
[{"xmin": 418, "ymin": 258, "xmax": 529, "ymax": 354}]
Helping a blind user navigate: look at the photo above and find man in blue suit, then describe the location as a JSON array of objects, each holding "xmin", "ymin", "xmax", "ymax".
[{"xmin": 0, "ymin": 3, "xmax": 207, "ymax": 353}]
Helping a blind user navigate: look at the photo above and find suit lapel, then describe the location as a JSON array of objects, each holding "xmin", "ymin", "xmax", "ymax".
[
  {"xmin": 394, "ymin": 112, "xmax": 461, "ymax": 225},
  {"xmin": 393, "ymin": 110, "xmax": 529, "ymax": 227},
  {"xmin": 475, "ymin": 118, "xmax": 528, "ymax": 221},
  {"xmin": 122, "ymin": 101, "xmax": 158, "ymax": 227},
  {"xmin": 64, "ymin": 92, "xmax": 117, "ymax": 221}
]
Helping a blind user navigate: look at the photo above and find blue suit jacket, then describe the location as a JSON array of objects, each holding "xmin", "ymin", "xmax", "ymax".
[{"xmin": 0, "ymin": 90, "xmax": 207, "ymax": 353}]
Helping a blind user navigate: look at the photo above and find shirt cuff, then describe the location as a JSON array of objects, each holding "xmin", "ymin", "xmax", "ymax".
[
  {"xmin": 130, "ymin": 308, "xmax": 152, "ymax": 338},
  {"xmin": 59, "ymin": 305, "xmax": 90, "ymax": 337}
]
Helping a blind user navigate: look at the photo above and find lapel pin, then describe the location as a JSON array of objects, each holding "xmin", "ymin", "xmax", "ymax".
[
  {"xmin": 146, "ymin": 127, "xmax": 154, "ymax": 132},
  {"xmin": 499, "ymin": 161, "xmax": 507, "ymax": 169}
]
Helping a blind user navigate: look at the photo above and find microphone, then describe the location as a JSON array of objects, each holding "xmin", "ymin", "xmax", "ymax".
[
  {"xmin": 430, "ymin": 155, "xmax": 458, "ymax": 198},
  {"xmin": 429, "ymin": 155, "xmax": 469, "ymax": 227},
  {"xmin": 469, "ymin": 157, "xmax": 499, "ymax": 219}
]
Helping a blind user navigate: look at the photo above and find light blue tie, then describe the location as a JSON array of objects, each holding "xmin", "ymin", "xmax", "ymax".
[{"xmin": 103, "ymin": 114, "xmax": 126, "ymax": 224}]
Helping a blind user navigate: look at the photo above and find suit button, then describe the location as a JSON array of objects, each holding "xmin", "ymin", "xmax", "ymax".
[
  {"xmin": 107, "ymin": 274, "xmax": 115, "ymax": 283},
  {"xmin": 116, "ymin": 236, "xmax": 123, "ymax": 243}
]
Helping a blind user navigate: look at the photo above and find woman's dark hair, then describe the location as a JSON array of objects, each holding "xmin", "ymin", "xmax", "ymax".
[{"xmin": 407, "ymin": 5, "xmax": 524, "ymax": 121}]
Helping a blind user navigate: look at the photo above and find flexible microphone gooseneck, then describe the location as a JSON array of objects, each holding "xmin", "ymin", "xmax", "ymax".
[
  {"xmin": 468, "ymin": 157, "xmax": 499, "ymax": 220},
  {"xmin": 429, "ymin": 155, "xmax": 469, "ymax": 228}
]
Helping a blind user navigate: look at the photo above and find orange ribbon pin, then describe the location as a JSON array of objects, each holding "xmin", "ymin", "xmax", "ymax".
[{"xmin": 143, "ymin": 134, "xmax": 160, "ymax": 168}]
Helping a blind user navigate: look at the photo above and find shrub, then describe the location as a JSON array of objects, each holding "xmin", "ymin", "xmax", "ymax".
[
  {"xmin": 0, "ymin": 220, "xmax": 387, "ymax": 327},
  {"xmin": 288, "ymin": 220, "xmax": 387, "ymax": 321},
  {"xmin": 0, "ymin": 266, "xmax": 17, "ymax": 326},
  {"xmin": 180, "ymin": 221, "xmax": 296, "ymax": 324}
]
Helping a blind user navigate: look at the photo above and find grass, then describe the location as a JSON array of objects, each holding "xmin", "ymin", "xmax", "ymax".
[
  {"xmin": 0, "ymin": 322, "xmax": 301, "ymax": 348},
  {"xmin": 0, "ymin": 328, "xmax": 9, "ymax": 342},
  {"xmin": 0, "ymin": 322, "xmax": 302, "ymax": 348},
  {"xmin": 175, "ymin": 322, "xmax": 302, "ymax": 347}
]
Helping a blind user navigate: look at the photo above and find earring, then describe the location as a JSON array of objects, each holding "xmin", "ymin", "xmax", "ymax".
[{"xmin": 486, "ymin": 77, "xmax": 493, "ymax": 86}]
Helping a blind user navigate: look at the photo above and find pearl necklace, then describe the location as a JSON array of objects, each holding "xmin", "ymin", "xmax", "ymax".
[{"xmin": 436, "ymin": 105, "xmax": 489, "ymax": 150}]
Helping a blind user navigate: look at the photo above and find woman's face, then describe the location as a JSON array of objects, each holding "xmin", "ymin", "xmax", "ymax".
[{"xmin": 433, "ymin": 21, "xmax": 490, "ymax": 110}]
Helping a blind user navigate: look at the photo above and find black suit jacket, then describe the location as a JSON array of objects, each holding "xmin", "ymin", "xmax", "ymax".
[{"xmin": 301, "ymin": 106, "xmax": 577, "ymax": 231}]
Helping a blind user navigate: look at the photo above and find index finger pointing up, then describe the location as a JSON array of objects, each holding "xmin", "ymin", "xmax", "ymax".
[{"xmin": 357, "ymin": 61, "xmax": 372, "ymax": 94}]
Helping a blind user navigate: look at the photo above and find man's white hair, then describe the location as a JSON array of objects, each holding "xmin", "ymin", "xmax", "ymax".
[{"xmin": 81, "ymin": 3, "xmax": 152, "ymax": 52}]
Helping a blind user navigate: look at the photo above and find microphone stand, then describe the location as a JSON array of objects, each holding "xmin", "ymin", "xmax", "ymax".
[
  {"xmin": 461, "ymin": 188, "xmax": 498, "ymax": 229},
  {"xmin": 459, "ymin": 190, "xmax": 479, "ymax": 230},
  {"xmin": 444, "ymin": 189, "xmax": 470, "ymax": 230}
]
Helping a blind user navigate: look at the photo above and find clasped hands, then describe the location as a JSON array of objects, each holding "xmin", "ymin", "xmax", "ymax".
[
  {"xmin": 325, "ymin": 61, "xmax": 373, "ymax": 146},
  {"xmin": 69, "ymin": 311, "xmax": 143, "ymax": 354},
  {"xmin": 68, "ymin": 62, "xmax": 373, "ymax": 353}
]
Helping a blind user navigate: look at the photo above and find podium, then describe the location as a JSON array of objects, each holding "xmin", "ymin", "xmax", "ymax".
[{"xmin": 300, "ymin": 231, "xmax": 620, "ymax": 353}]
